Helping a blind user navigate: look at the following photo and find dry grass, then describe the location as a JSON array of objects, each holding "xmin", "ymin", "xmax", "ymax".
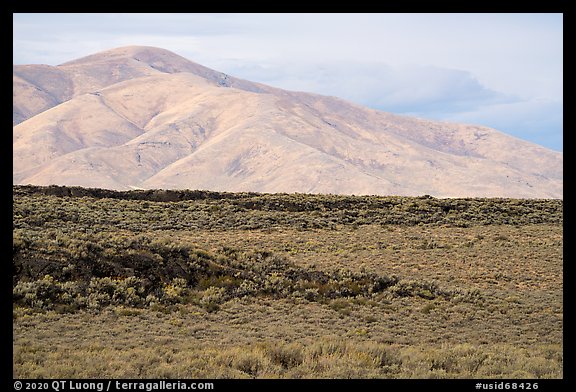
[
  {"xmin": 13, "ymin": 186, "xmax": 563, "ymax": 378},
  {"xmin": 13, "ymin": 301, "xmax": 562, "ymax": 379}
]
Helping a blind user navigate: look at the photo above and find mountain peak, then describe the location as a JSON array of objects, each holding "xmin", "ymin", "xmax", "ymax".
[
  {"xmin": 60, "ymin": 45, "xmax": 195, "ymax": 69},
  {"xmin": 13, "ymin": 47, "xmax": 562, "ymax": 198},
  {"xmin": 56, "ymin": 45, "xmax": 267, "ymax": 94}
]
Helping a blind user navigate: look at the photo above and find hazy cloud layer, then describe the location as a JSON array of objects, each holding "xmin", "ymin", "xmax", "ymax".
[
  {"xmin": 444, "ymin": 98, "xmax": 563, "ymax": 150},
  {"xmin": 13, "ymin": 13, "xmax": 562, "ymax": 151},
  {"xmin": 227, "ymin": 62, "xmax": 517, "ymax": 114}
]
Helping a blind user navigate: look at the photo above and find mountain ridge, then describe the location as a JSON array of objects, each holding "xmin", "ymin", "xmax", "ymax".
[{"xmin": 13, "ymin": 46, "xmax": 562, "ymax": 198}]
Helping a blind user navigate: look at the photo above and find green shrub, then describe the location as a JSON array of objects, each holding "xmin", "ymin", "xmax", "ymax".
[{"xmin": 199, "ymin": 287, "xmax": 227, "ymax": 312}]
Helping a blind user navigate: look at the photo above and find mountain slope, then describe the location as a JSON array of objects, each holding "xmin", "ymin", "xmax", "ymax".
[{"xmin": 13, "ymin": 46, "xmax": 563, "ymax": 198}]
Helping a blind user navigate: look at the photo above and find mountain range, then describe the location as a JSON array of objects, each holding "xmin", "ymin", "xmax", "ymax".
[{"xmin": 13, "ymin": 46, "xmax": 562, "ymax": 198}]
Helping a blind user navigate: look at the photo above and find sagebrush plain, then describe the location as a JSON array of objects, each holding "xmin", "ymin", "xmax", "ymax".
[{"xmin": 13, "ymin": 185, "xmax": 563, "ymax": 378}]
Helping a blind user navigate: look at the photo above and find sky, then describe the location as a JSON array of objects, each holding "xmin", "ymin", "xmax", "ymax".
[{"xmin": 13, "ymin": 13, "xmax": 563, "ymax": 151}]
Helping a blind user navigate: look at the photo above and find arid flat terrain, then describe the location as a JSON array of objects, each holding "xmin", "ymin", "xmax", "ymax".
[{"xmin": 13, "ymin": 186, "xmax": 563, "ymax": 378}]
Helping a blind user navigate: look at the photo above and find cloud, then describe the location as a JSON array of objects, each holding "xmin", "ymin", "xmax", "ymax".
[
  {"xmin": 221, "ymin": 60, "xmax": 561, "ymax": 151},
  {"xmin": 223, "ymin": 61, "xmax": 517, "ymax": 114},
  {"xmin": 443, "ymin": 98, "xmax": 563, "ymax": 151}
]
